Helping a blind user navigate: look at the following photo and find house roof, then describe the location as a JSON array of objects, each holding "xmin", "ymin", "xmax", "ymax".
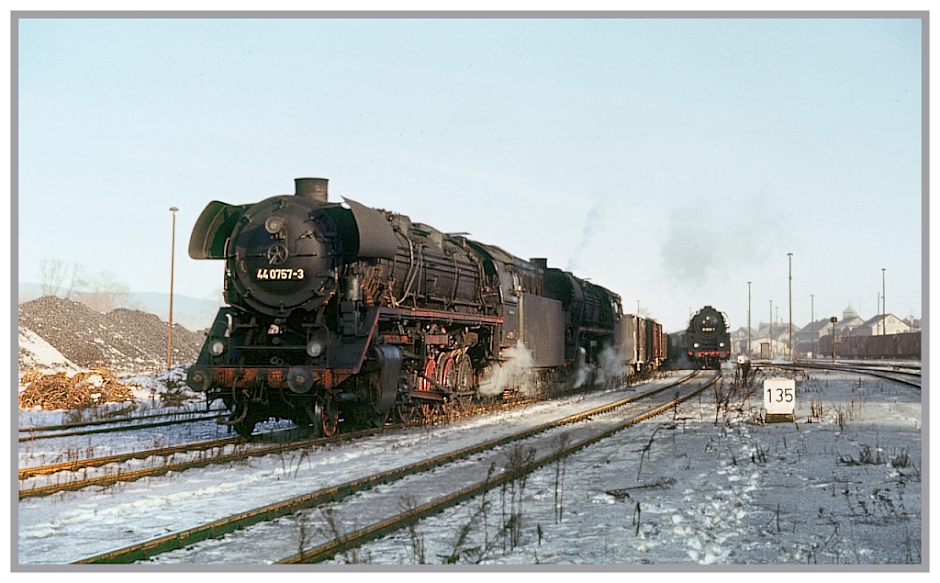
[
  {"xmin": 796, "ymin": 319, "xmax": 835, "ymax": 334},
  {"xmin": 859, "ymin": 313, "xmax": 906, "ymax": 327}
]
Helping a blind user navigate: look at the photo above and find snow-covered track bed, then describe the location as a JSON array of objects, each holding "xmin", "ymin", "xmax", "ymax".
[
  {"xmin": 319, "ymin": 367, "xmax": 921, "ymax": 565},
  {"xmin": 17, "ymin": 372, "xmax": 694, "ymax": 564},
  {"xmin": 20, "ymin": 419, "xmax": 410, "ymax": 499},
  {"xmin": 69, "ymin": 372, "xmax": 710, "ymax": 564},
  {"xmin": 280, "ymin": 373, "xmax": 718, "ymax": 564},
  {"xmin": 20, "ymin": 384, "xmax": 616, "ymax": 499}
]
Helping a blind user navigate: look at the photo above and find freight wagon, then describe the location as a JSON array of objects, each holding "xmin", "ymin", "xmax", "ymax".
[{"xmin": 816, "ymin": 331, "xmax": 921, "ymax": 360}]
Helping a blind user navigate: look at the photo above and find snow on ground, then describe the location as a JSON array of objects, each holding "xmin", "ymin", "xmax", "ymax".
[
  {"xmin": 15, "ymin": 365, "xmax": 924, "ymax": 567},
  {"xmin": 121, "ymin": 366, "xmax": 200, "ymax": 403},
  {"xmin": 343, "ymin": 366, "xmax": 922, "ymax": 566},
  {"xmin": 17, "ymin": 326, "xmax": 80, "ymax": 376},
  {"xmin": 16, "ymin": 375, "xmax": 682, "ymax": 564}
]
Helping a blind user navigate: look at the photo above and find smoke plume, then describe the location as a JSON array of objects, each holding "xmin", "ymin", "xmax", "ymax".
[
  {"xmin": 659, "ymin": 194, "xmax": 788, "ymax": 288},
  {"xmin": 567, "ymin": 195, "xmax": 607, "ymax": 272}
]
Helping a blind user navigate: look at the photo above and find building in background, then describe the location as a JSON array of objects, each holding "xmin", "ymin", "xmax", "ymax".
[{"xmin": 851, "ymin": 314, "xmax": 912, "ymax": 336}]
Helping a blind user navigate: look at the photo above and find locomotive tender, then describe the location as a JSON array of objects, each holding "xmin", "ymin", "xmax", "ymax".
[
  {"xmin": 186, "ymin": 178, "xmax": 663, "ymax": 436},
  {"xmin": 684, "ymin": 305, "xmax": 732, "ymax": 369}
]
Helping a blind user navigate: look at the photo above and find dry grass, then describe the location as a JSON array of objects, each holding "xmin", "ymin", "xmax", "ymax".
[{"xmin": 18, "ymin": 368, "xmax": 138, "ymax": 410}]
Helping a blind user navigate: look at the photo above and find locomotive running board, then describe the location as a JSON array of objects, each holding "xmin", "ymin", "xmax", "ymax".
[{"xmin": 377, "ymin": 306, "xmax": 503, "ymax": 325}]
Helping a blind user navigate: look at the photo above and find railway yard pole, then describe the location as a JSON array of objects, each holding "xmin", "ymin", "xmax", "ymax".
[
  {"xmin": 788, "ymin": 252, "xmax": 793, "ymax": 360},
  {"xmin": 882, "ymin": 268, "xmax": 886, "ymax": 335},
  {"xmin": 168, "ymin": 206, "xmax": 178, "ymax": 370},
  {"xmin": 747, "ymin": 281, "xmax": 752, "ymax": 359},
  {"xmin": 811, "ymin": 294, "xmax": 815, "ymax": 358},
  {"xmin": 769, "ymin": 300, "xmax": 773, "ymax": 358}
]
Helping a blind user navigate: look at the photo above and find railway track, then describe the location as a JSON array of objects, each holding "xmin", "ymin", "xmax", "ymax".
[
  {"xmin": 776, "ymin": 360, "xmax": 921, "ymax": 389},
  {"xmin": 19, "ymin": 384, "xmax": 579, "ymax": 498},
  {"xmin": 18, "ymin": 410, "xmax": 228, "ymax": 443},
  {"xmin": 19, "ymin": 405, "xmax": 228, "ymax": 434},
  {"xmin": 71, "ymin": 370, "xmax": 715, "ymax": 564},
  {"xmin": 20, "ymin": 423, "xmax": 383, "ymax": 499}
]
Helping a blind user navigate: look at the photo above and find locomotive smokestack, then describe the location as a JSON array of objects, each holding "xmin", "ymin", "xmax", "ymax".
[{"xmin": 295, "ymin": 177, "xmax": 329, "ymax": 202}]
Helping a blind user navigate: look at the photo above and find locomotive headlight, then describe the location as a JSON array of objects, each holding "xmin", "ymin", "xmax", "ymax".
[
  {"xmin": 693, "ymin": 343, "xmax": 700, "ymax": 348},
  {"xmin": 719, "ymin": 342, "xmax": 725, "ymax": 347},
  {"xmin": 264, "ymin": 215, "xmax": 286, "ymax": 234},
  {"xmin": 306, "ymin": 339, "xmax": 324, "ymax": 357},
  {"xmin": 208, "ymin": 339, "xmax": 226, "ymax": 356}
]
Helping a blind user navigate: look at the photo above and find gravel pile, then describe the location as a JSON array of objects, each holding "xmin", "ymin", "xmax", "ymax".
[{"xmin": 18, "ymin": 296, "xmax": 207, "ymax": 374}]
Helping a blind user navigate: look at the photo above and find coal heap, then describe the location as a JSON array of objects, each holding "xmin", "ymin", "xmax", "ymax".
[{"xmin": 18, "ymin": 296, "xmax": 206, "ymax": 373}]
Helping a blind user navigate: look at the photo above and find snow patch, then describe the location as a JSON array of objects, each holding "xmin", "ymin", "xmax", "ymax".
[{"xmin": 18, "ymin": 326, "xmax": 80, "ymax": 374}]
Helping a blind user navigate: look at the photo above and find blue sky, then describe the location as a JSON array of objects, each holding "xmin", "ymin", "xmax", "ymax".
[{"xmin": 15, "ymin": 15, "xmax": 924, "ymax": 333}]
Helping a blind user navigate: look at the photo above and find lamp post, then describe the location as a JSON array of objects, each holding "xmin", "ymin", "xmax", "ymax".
[
  {"xmin": 168, "ymin": 206, "xmax": 179, "ymax": 370},
  {"xmin": 747, "ymin": 281, "xmax": 752, "ymax": 359},
  {"xmin": 788, "ymin": 252, "xmax": 793, "ymax": 360},
  {"xmin": 769, "ymin": 300, "xmax": 773, "ymax": 358},
  {"xmin": 811, "ymin": 294, "xmax": 815, "ymax": 358}
]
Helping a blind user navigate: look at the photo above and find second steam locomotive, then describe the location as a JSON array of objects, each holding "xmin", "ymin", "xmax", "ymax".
[
  {"xmin": 684, "ymin": 305, "xmax": 732, "ymax": 369},
  {"xmin": 186, "ymin": 178, "xmax": 665, "ymax": 436}
]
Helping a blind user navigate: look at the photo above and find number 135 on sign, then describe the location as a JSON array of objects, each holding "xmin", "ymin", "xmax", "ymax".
[{"xmin": 763, "ymin": 378, "xmax": 796, "ymax": 415}]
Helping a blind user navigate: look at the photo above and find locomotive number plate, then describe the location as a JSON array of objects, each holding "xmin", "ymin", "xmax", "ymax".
[{"xmin": 256, "ymin": 268, "xmax": 305, "ymax": 281}]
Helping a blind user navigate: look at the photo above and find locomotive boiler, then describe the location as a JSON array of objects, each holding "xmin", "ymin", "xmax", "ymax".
[
  {"xmin": 186, "ymin": 177, "xmax": 657, "ymax": 436},
  {"xmin": 685, "ymin": 305, "xmax": 731, "ymax": 369}
]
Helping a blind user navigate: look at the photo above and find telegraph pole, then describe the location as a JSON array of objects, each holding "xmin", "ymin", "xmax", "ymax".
[
  {"xmin": 747, "ymin": 281, "xmax": 752, "ymax": 359},
  {"xmin": 788, "ymin": 252, "xmax": 793, "ymax": 360},
  {"xmin": 168, "ymin": 206, "xmax": 179, "ymax": 370},
  {"xmin": 769, "ymin": 300, "xmax": 773, "ymax": 358},
  {"xmin": 882, "ymin": 268, "xmax": 886, "ymax": 335}
]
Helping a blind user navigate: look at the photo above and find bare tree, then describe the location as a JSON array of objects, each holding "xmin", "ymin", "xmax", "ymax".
[
  {"xmin": 38, "ymin": 258, "xmax": 68, "ymax": 297},
  {"xmin": 64, "ymin": 263, "xmax": 89, "ymax": 301},
  {"xmin": 77, "ymin": 271, "xmax": 136, "ymax": 313}
]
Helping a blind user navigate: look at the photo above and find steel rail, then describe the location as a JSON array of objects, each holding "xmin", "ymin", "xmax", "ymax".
[
  {"xmin": 774, "ymin": 362, "xmax": 921, "ymax": 389},
  {"xmin": 71, "ymin": 371, "xmax": 702, "ymax": 564},
  {"xmin": 279, "ymin": 372, "xmax": 718, "ymax": 564},
  {"xmin": 19, "ymin": 435, "xmax": 244, "ymax": 480},
  {"xmin": 796, "ymin": 359, "xmax": 920, "ymax": 372},
  {"xmin": 18, "ymin": 407, "xmax": 228, "ymax": 434},
  {"xmin": 20, "ymin": 426, "xmax": 375, "ymax": 499},
  {"xmin": 19, "ymin": 393, "xmax": 538, "ymax": 497},
  {"xmin": 18, "ymin": 413, "xmax": 227, "ymax": 443}
]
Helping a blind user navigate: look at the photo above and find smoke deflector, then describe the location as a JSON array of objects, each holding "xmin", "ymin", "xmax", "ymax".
[
  {"xmin": 343, "ymin": 197, "xmax": 400, "ymax": 260},
  {"xmin": 189, "ymin": 201, "xmax": 248, "ymax": 260}
]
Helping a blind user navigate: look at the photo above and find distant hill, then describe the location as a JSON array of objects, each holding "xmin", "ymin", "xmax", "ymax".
[
  {"xmin": 18, "ymin": 283, "xmax": 222, "ymax": 331},
  {"xmin": 128, "ymin": 291, "xmax": 222, "ymax": 331}
]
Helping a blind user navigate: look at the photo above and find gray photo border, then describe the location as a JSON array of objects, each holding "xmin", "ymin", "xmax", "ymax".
[{"xmin": 9, "ymin": 9, "xmax": 930, "ymax": 574}]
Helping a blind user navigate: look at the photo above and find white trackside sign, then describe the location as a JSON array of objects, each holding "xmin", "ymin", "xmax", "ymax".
[{"xmin": 763, "ymin": 378, "xmax": 796, "ymax": 416}]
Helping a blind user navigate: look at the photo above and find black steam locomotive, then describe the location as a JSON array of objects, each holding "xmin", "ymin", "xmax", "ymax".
[
  {"xmin": 684, "ymin": 305, "xmax": 731, "ymax": 369},
  {"xmin": 186, "ymin": 177, "xmax": 664, "ymax": 436}
]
